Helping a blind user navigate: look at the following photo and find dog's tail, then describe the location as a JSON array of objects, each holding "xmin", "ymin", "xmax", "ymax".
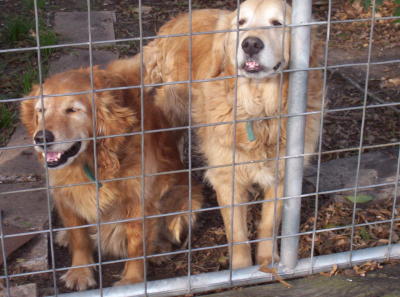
[{"xmin": 159, "ymin": 184, "xmax": 203, "ymax": 246}]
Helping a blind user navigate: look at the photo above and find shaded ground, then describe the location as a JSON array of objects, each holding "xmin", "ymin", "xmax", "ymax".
[
  {"xmin": 0, "ymin": 0, "xmax": 399, "ymax": 296},
  {"xmin": 202, "ymin": 260, "xmax": 400, "ymax": 297}
]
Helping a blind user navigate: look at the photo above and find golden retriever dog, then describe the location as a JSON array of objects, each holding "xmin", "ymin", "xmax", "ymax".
[
  {"xmin": 20, "ymin": 55, "xmax": 203, "ymax": 290},
  {"xmin": 144, "ymin": 0, "xmax": 322, "ymax": 269}
]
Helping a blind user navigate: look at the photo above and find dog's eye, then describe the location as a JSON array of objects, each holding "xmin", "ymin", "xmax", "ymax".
[
  {"xmin": 271, "ymin": 20, "xmax": 282, "ymax": 26},
  {"xmin": 65, "ymin": 107, "xmax": 76, "ymax": 113},
  {"xmin": 238, "ymin": 18, "xmax": 246, "ymax": 26},
  {"xmin": 37, "ymin": 108, "xmax": 45, "ymax": 113}
]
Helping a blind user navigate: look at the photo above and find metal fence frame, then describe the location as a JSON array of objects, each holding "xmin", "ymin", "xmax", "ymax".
[{"xmin": 0, "ymin": 0, "xmax": 400, "ymax": 296}]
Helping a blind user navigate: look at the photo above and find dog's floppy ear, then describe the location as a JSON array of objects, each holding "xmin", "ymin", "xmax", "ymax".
[
  {"xmin": 204, "ymin": 11, "xmax": 233, "ymax": 77},
  {"xmin": 142, "ymin": 41, "xmax": 162, "ymax": 85},
  {"xmin": 207, "ymin": 33, "xmax": 227, "ymax": 77},
  {"xmin": 20, "ymin": 84, "xmax": 40, "ymax": 137},
  {"xmin": 94, "ymin": 72, "xmax": 137, "ymax": 176}
]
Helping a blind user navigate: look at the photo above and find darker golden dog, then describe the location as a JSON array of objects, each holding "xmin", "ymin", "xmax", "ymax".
[
  {"xmin": 20, "ymin": 56, "xmax": 203, "ymax": 290},
  {"xmin": 145, "ymin": 0, "xmax": 322, "ymax": 268}
]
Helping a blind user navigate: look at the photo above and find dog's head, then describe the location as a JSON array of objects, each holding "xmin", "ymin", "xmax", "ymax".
[
  {"xmin": 212, "ymin": 0, "xmax": 291, "ymax": 79},
  {"xmin": 20, "ymin": 68, "xmax": 136, "ymax": 172}
]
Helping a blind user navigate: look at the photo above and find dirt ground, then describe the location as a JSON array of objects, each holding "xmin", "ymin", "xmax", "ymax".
[{"xmin": 0, "ymin": 0, "xmax": 399, "ymax": 296}]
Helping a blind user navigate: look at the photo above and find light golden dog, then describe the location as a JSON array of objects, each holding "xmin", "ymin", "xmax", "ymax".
[
  {"xmin": 20, "ymin": 55, "xmax": 203, "ymax": 290},
  {"xmin": 145, "ymin": 0, "xmax": 322, "ymax": 268}
]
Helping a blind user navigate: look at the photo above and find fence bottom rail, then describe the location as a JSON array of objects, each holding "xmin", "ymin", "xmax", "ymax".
[{"xmin": 50, "ymin": 243, "xmax": 400, "ymax": 297}]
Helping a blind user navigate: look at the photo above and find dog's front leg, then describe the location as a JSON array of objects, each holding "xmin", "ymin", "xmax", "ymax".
[
  {"xmin": 256, "ymin": 182, "xmax": 283, "ymax": 266},
  {"xmin": 207, "ymin": 169, "xmax": 252, "ymax": 269},
  {"xmin": 114, "ymin": 220, "xmax": 144, "ymax": 286},
  {"xmin": 57, "ymin": 203, "xmax": 96, "ymax": 291}
]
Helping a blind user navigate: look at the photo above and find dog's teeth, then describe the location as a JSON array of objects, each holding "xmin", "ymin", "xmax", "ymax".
[
  {"xmin": 246, "ymin": 61, "xmax": 259, "ymax": 68},
  {"xmin": 46, "ymin": 151, "xmax": 62, "ymax": 162}
]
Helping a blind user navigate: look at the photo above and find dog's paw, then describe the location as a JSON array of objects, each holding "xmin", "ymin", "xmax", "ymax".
[
  {"xmin": 113, "ymin": 276, "xmax": 143, "ymax": 287},
  {"xmin": 256, "ymin": 250, "xmax": 280, "ymax": 266},
  {"xmin": 55, "ymin": 230, "xmax": 69, "ymax": 248},
  {"xmin": 256, "ymin": 240, "xmax": 280, "ymax": 266},
  {"xmin": 61, "ymin": 267, "xmax": 96, "ymax": 291}
]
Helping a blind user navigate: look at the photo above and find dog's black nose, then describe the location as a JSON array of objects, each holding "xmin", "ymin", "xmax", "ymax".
[
  {"xmin": 242, "ymin": 37, "xmax": 264, "ymax": 56},
  {"xmin": 34, "ymin": 130, "xmax": 55, "ymax": 146}
]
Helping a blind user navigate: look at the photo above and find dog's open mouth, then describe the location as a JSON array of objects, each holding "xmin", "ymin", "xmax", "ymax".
[
  {"xmin": 243, "ymin": 60, "xmax": 264, "ymax": 73},
  {"xmin": 43, "ymin": 142, "xmax": 82, "ymax": 168}
]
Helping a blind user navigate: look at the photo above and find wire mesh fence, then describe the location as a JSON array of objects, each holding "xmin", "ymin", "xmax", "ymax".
[{"xmin": 0, "ymin": 0, "xmax": 399, "ymax": 296}]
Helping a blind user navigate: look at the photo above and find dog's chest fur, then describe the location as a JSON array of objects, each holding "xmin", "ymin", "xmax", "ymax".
[
  {"xmin": 50, "ymin": 165, "xmax": 139, "ymax": 223},
  {"xmin": 193, "ymin": 76, "xmax": 289, "ymax": 187},
  {"xmin": 49, "ymin": 164, "xmax": 143, "ymax": 257}
]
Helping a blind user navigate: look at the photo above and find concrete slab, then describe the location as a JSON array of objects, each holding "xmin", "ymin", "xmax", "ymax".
[
  {"xmin": 200, "ymin": 264, "xmax": 400, "ymax": 297},
  {"xmin": 0, "ymin": 224, "xmax": 35, "ymax": 266},
  {"xmin": 54, "ymin": 11, "xmax": 116, "ymax": 43},
  {"xmin": 0, "ymin": 123, "xmax": 47, "ymax": 226},
  {"xmin": 0, "ymin": 283, "xmax": 37, "ymax": 297},
  {"xmin": 19, "ymin": 234, "xmax": 48, "ymax": 272},
  {"xmin": 0, "ymin": 182, "xmax": 49, "ymax": 231},
  {"xmin": 0, "ymin": 122, "xmax": 48, "ymax": 230},
  {"xmin": 48, "ymin": 49, "xmax": 118, "ymax": 75},
  {"xmin": 50, "ymin": 11, "xmax": 118, "ymax": 74},
  {"xmin": 328, "ymin": 46, "xmax": 400, "ymax": 84},
  {"xmin": 304, "ymin": 149, "xmax": 399, "ymax": 202},
  {"xmin": 325, "ymin": 45, "xmax": 399, "ymax": 110},
  {"xmin": 0, "ymin": 124, "xmax": 43, "ymax": 177},
  {"xmin": 0, "ymin": 123, "xmax": 49, "ymax": 271}
]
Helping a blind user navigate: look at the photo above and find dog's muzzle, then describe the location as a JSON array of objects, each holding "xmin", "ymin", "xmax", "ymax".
[{"xmin": 34, "ymin": 130, "xmax": 82, "ymax": 168}]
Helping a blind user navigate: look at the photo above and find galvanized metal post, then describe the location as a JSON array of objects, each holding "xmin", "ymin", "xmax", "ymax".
[{"xmin": 280, "ymin": 0, "xmax": 313, "ymax": 269}]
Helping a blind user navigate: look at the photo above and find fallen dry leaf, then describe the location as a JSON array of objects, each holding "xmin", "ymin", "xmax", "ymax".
[
  {"xmin": 381, "ymin": 77, "xmax": 400, "ymax": 88},
  {"xmin": 330, "ymin": 264, "xmax": 339, "ymax": 276},
  {"xmin": 320, "ymin": 264, "xmax": 339, "ymax": 277},
  {"xmin": 353, "ymin": 265, "xmax": 366, "ymax": 277},
  {"xmin": 353, "ymin": 261, "xmax": 383, "ymax": 277},
  {"xmin": 259, "ymin": 265, "xmax": 293, "ymax": 288}
]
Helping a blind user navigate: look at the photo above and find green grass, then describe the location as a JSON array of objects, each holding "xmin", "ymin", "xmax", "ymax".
[
  {"xmin": 0, "ymin": 1, "xmax": 58, "ymax": 147},
  {"xmin": 359, "ymin": 227, "xmax": 372, "ymax": 241},
  {"xmin": 395, "ymin": 0, "xmax": 400, "ymax": 22},
  {"xmin": 1, "ymin": 16, "xmax": 57, "ymax": 92},
  {"xmin": 3, "ymin": 17, "xmax": 32, "ymax": 44},
  {"xmin": 1, "ymin": 16, "xmax": 58, "ymax": 54},
  {"xmin": 0, "ymin": 7, "xmax": 58, "ymax": 146},
  {"xmin": 22, "ymin": 0, "xmax": 46, "ymax": 10},
  {"xmin": 22, "ymin": 68, "xmax": 38, "ymax": 94},
  {"xmin": 353, "ymin": 0, "xmax": 400, "ymax": 20},
  {"xmin": 0, "ymin": 102, "xmax": 16, "ymax": 132},
  {"xmin": 40, "ymin": 28, "xmax": 58, "ymax": 59}
]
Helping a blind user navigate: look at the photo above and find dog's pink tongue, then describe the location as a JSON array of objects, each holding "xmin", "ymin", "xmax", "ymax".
[
  {"xmin": 46, "ymin": 152, "xmax": 61, "ymax": 162},
  {"xmin": 246, "ymin": 61, "xmax": 260, "ymax": 70}
]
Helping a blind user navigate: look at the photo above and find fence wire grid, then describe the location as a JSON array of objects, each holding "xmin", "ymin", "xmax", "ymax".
[{"xmin": 0, "ymin": 0, "xmax": 399, "ymax": 296}]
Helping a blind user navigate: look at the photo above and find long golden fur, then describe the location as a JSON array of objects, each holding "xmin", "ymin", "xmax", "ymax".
[
  {"xmin": 144, "ymin": 0, "xmax": 322, "ymax": 268},
  {"xmin": 20, "ymin": 55, "xmax": 202, "ymax": 290}
]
